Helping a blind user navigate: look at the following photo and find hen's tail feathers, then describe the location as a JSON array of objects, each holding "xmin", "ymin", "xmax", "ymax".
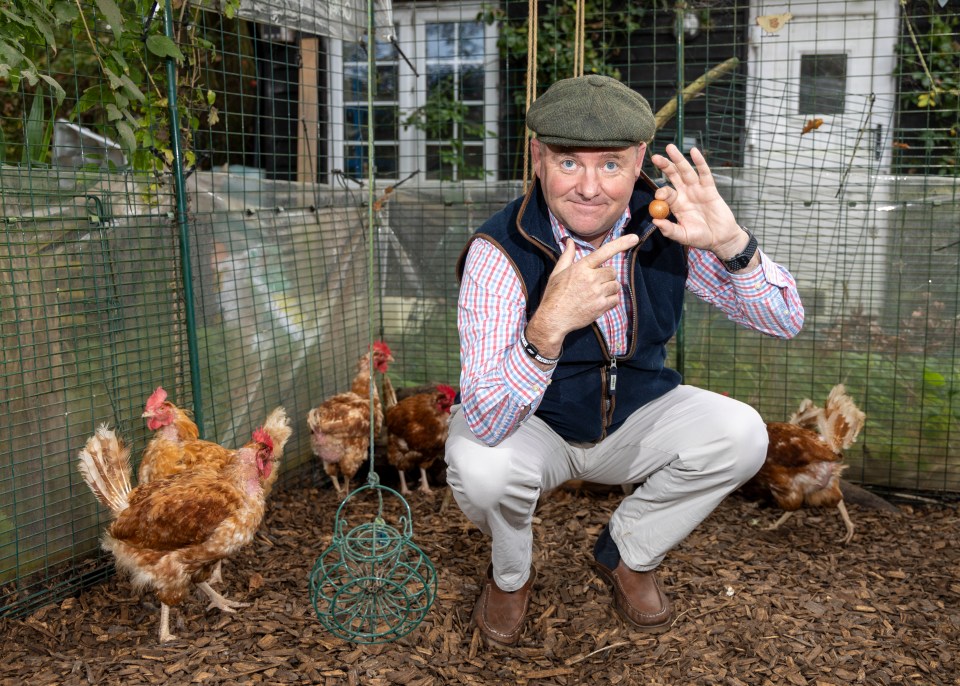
[
  {"xmin": 77, "ymin": 424, "xmax": 133, "ymax": 515},
  {"xmin": 789, "ymin": 398, "xmax": 823, "ymax": 431},
  {"xmin": 819, "ymin": 384, "xmax": 866, "ymax": 452},
  {"xmin": 262, "ymin": 406, "xmax": 293, "ymax": 460}
]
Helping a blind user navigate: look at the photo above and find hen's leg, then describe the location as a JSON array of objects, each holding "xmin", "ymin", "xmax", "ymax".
[
  {"xmin": 159, "ymin": 603, "xmax": 177, "ymax": 643},
  {"xmin": 197, "ymin": 581, "xmax": 249, "ymax": 612},
  {"xmin": 418, "ymin": 467, "xmax": 433, "ymax": 494},
  {"xmin": 329, "ymin": 474, "xmax": 343, "ymax": 494},
  {"xmin": 209, "ymin": 560, "xmax": 223, "ymax": 585},
  {"xmin": 837, "ymin": 500, "xmax": 855, "ymax": 544},
  {"xmin": 766, "ymin": 511, "xmax": 794, "ymax": 531},
  {"xmin": 398, "ymin": 470, "xmax": 411, "ymax": 496}
]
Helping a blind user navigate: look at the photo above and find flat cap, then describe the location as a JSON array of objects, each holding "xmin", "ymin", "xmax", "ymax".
[{"xmin": 526, "ymin": 74, "xmax": 655, "ymax": 147}]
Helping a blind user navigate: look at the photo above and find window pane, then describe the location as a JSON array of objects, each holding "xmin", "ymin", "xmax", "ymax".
[
  {"xmin": 462, "ymin": 145, "xmax": 485, "ymax": 180},
  {"xmin": 374, "ymin": 144, "xmax": 398, "ymax": 177},
  {"xmin": 459, "ymin": 22, "xmax": 483, "ymax": 58},
  {"xmin": 426, "ymin": 144, "xmax": 454, "ymax": 180},
  {"xmin": 462, "ymin": 66, "xmax": 484, "ymax": 100},
  {"xmin": 798, "ymin": 53, "xmax": 846, "ymax": 114},
  {"xmin": 344, "ymin": 107, "xmax": 366, "ymax": 142},
  {"xmin": 343, "ymin": 65, "xmax": 367, "ymax": 100},
  {"xmin": 376, "ymin": 65, "xmax": 397, "ymax": 98},
  {"xmin": 343, "ymin": 42, "xmax": 366, "ymax": 62},
  {"xmin": 374, "ymin": 36, "xmax": 396, "ymax": 60},
  {"xmin": 427, "ymin": 65, "xmax": 456, "ymax": 97},
  {"xmin": 463, "ymin": 105, "xmax": 484, "ymax": 140},
  {"xmin": 373, "ymin": 106, "xmax": 398, "ymax": 140},
  {"xmin": 426, "ymin": 23, "xmax": 456, "ymax": 59}
]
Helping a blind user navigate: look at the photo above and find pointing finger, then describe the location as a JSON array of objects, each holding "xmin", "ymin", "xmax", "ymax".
[
  {"xmin": 580, "ymin": 233, "xmax": 639, "ymax": 268},
  {"xmin": 551, "ymin": 237, "xmax": 577, "ymax": 274}
]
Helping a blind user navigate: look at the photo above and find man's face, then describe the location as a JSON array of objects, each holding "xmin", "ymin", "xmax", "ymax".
[{"xmin": 531, "ymin": 140, "xmax": 646, "ymax": 247}]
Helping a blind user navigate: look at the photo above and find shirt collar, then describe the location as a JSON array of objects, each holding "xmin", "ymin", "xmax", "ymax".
[{"xmin": 548, "ymin": 207, "xmax": 632, "ymax": 251}]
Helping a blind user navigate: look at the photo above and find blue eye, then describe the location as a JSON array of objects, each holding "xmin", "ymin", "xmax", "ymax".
[
  {"xmin": 560, "ymin": 159, "xmax": 576, "ymax": 170},
  {"xmin": 603, "ymin": 161, "xmax": 619, "ymax": 172}
]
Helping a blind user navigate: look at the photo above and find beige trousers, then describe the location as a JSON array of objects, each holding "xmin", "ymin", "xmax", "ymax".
[{"xmin": 444, "ymin": 385, "xmax": 767, "ymax": 592}]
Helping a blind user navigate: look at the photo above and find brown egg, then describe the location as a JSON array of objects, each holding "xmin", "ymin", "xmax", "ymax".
[{"xmin": 649, "ymin": 199, "xmax": 670, "ymax": 219}]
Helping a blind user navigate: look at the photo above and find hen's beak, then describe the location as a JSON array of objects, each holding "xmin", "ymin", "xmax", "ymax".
[{"xmin": 141, "ymin": 410, "xmax": 153, "ymax": 418}]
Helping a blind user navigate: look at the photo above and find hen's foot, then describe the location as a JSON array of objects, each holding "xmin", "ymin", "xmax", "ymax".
[{"xmin": 198, "ymin": 581, "xmax": 249, "ymax": 613}]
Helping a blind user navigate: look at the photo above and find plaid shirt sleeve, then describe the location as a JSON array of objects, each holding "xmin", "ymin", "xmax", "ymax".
[
  {"xmin": 685, "ymin": 247, "xmax": 805, "ymax": 338},
  {"xmin": 458, "ymin": 238, "xmax": 555, "ymax": 446}
]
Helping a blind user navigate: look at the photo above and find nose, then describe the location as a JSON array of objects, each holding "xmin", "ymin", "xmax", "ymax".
[{"xmin": 575, "ymin": 167, "xmax": 600, "ymax": 199}]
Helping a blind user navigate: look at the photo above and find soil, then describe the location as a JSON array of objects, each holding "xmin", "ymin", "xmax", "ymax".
[{"xmin": 1, "ymin": 479, "xmax": 958, "ymax": 685}]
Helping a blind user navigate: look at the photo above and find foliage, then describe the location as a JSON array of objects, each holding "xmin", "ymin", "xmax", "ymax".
[
  {"xmin": 0, "ymin": 0, "xmax": 239, "ymax": 176},
  {"xmin": 896, "ymin": 4, "xmax": 959, "ymax": 175},
  {"xmin": 480, "ymin": 0, "xmax": 646, "ymax": 102}
]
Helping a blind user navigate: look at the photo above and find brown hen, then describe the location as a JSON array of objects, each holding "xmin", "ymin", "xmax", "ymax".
[
  {"xmin": 77, "ymin": 424, "xmax": 277, "ymax": 643},
  {"xmin": 307, "ymin": 341, "xmax": 394, "ymax": 495},
  {"xmin": 385, "ymin": 383, "xmax": 456, "ymax": 495},
  {"xmin": 742, "ymin": 384, "xmax": 866, "ymax": 544}
]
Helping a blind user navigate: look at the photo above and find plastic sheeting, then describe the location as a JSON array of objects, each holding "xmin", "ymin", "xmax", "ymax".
[{"xmin": 228, "ymin": 0, "xmax": 394, "ymax": 42}]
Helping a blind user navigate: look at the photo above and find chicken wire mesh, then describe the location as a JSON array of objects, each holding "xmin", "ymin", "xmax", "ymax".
[{"xmin": 0, "ymin": 0, "xmax": 958, "ymax": 622}]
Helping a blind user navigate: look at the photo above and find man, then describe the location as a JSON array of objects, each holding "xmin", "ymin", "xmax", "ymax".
[{"xmin": 445, "ymin": 74, "xmax": 804, "ymax": 646}]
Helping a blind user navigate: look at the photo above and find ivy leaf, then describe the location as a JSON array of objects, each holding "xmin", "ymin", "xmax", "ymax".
[
  {"xmin": 206, "ymin": 89, "xmax": 216, "ymax": 106},
  {"xmin": 119, "ymin": 74, "xmax": 146, "ymax": 102},
  {"xmin": 103, "ymin": 66, "xmax": 123, "ymax": 90},
  {"xmin": 95, "ymin": 0, "xmax": 125, "ymax": 38},
  {"xmin": 0, "ymin": 39, "xmax": 25, "ymax": 69},
  {"xmin": 145, "ymin": 34, "xmax": 185, "ymax": 63},
  {"xmin": 115, "ymin": 120, "xmax": 136, "ymax": 160},
  {"xmin": 38, "ymin": 73, "xmax": 65, "ymax": 104},
  {"xmin": 105, "ymin": 103, "xmax": 123, "ymax": 121}
]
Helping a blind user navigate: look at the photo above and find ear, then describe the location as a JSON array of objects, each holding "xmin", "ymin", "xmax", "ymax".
[{"xmin": 530, "ymin": 138, "xmax": 543, "ymax": 174}]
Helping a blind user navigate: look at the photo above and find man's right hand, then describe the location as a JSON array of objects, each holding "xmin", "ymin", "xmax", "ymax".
[{"xmin": 524, "ymin": 233, "xmax": 639, "ymax": 358}]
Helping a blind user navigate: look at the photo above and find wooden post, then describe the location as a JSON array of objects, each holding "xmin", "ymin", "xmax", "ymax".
[{"xmin": 298, "ymin": 36, "xmax": 320, "ymax": 183}]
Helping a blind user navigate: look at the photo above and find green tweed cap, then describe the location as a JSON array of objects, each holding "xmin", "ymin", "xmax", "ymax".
[{"xmin": 526, "ymin": 74, "xmax": 655, "ymax": 147}]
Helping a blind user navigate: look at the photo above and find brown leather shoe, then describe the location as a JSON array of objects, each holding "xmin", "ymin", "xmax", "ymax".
[
  {"xmin": 592, "ymin": 559, "xmax": 673, "ymax": 633},
  {"xmin": 472, "ymin": 565, "xmax": 536, "ymax": 646}
]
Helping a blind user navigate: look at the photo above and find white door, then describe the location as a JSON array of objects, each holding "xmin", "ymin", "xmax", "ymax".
[{"xmin": 744, "ymin": 0, "xmax": 898, "ymax": 173}]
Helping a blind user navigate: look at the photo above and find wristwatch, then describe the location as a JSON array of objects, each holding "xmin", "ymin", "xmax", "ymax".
[{"xmin": 721, "ymin": 228, "xmax": 758, "ymax": 272}]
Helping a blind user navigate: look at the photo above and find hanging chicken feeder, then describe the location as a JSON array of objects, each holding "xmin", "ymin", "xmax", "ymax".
[{"xmin": 309, "ymin": 476, "xmax": 437, "ymax": 643}]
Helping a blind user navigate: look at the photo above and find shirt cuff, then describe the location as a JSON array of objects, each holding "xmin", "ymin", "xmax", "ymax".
[
  {"xmin": 502, "ymin": 339, "xmax": 554, "ymax": 405},
  {"xmin": 727, "ymin": 249, "xmax": 788, "ymax": 297}
]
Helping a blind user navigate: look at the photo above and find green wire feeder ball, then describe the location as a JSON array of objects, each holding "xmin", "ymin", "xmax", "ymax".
[{"xmin": 310, "ymin": 478, "xmax": 438, "ymax": 643}]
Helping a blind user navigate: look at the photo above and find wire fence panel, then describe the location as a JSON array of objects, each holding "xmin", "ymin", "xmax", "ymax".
[{"xmin": 0, "ymin": 0, "xmax": 958, "ymax": 616}]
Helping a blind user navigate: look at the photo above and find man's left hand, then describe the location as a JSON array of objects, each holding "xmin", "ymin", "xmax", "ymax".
[{"xmin": 649, "ymin": 144, "xmax": 748, "ymax": 258}]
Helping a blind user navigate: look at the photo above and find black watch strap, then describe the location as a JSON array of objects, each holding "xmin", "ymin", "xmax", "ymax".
[{"xmin": 722, "ymin": 229, "xmax": 758, "ymax": 272}]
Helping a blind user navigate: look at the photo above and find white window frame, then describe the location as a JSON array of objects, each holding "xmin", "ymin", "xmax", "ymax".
[{"xmin": 327, "ymin": 2, "xmax": 499, "ymax": 183}]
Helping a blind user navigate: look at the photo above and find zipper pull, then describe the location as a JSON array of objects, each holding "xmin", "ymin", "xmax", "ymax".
[{"xmin": 608, "ymin": 358, "xmax": 618, "ymax": 396}]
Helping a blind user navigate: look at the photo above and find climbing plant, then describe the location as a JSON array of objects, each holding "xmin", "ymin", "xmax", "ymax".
[
  {"xmin": 896, "ymin": 2, "xmax": 959, "ymax": 175},
  {"xmin": 0, "ymin": 0, "xmax": 238, "ymax": 175}
]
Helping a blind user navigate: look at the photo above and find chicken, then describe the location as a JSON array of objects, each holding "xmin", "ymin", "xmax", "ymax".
[
  {"xmin": 138, "ymin": 388, "xmax": 292, "ymax": 585},
  {"xmin": 742, "ymin": 384, "xmax": 866, "ymax": 544},
  {"xmin": 77, "ymin": 424, "xmax": 277, "ymax": 643},
  {"xmin": 307, "ymin": 341, "xmax": 394, "ymax": 495},
  {"xmin": 138, "ymin": 387, "xmax": 292, "ymax": 497},
  {"xmin": 385, "ymin": 384, "xmax": 457, "ymax": 495}
]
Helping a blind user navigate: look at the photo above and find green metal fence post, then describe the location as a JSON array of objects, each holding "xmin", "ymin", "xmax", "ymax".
[{"xmin": 163, "ymin": 0, "xmax": 204, "ymax": 435}]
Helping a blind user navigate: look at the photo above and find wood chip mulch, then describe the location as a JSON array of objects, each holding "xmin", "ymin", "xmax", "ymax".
[{"xmin": 1, "ymin": 481, "xmax": 958, "ymax": 686}]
